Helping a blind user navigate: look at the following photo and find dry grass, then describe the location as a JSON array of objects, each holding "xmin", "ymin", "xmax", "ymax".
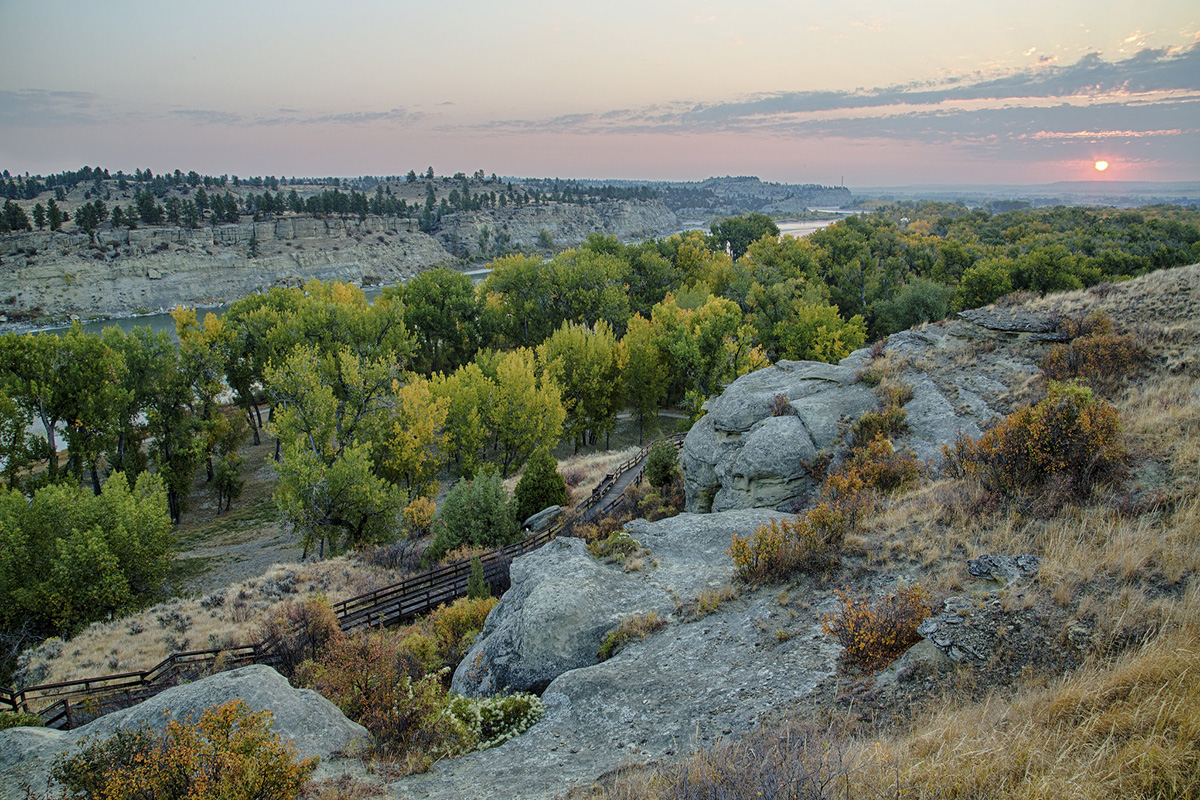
[{"xmin": 15, "ymin": 558, "xmax": 398, "ymax": 691}]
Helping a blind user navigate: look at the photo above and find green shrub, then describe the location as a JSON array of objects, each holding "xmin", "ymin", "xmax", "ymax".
[
  {"xmin": 588, "ymin": 531, "xmax": 644, "ymax": 563},
  {"xmin": 448, "ymin": 692, "xmax": 546, "ymax": 750},
  {"xmin": 0, "ymin": 711, "xmax": 42, "ymax": 730},
  {"xmin": 852, "ymin": 404, "xmax": 908, "ymax": 445},
  {"xmin": 513, "ymin": 447, "xmax": 570, "ymax": 524},
  {"xmin": 424, "ymin": 469, "xmax": 519, "ymax": 565},
  {"xmin": 644, "ymin": 439, "xmax": 681, "ymax": 489},
  {"xmin": 466, "ymin": 556, "xmax": 490, "ymax": 599},
  {"xmin": 874, "ymin": 278, "xmax": 953, "ymax": 334}
]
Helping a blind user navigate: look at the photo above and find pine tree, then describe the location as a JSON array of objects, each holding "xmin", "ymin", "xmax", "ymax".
[{"xmin": 513, "ymin": 447, "xmax": 570, "ymax": 524}]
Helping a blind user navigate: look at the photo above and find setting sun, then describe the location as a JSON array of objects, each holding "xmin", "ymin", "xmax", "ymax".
[{"xmin": 1095, "ymin": 160, "xmax": 1110, "ymax": 171}]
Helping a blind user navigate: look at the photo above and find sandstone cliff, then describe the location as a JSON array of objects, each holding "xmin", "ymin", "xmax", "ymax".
[{"xmin": 0, "ymin": 200, "xmax": 680, "ymax": 323}]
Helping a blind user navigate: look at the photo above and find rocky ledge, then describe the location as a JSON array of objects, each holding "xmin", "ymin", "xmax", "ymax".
[{"xmin": 683, "ymin": 308, "xmax": 1057, "ymax": 513}]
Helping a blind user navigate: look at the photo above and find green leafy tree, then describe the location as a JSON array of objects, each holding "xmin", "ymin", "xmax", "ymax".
[
  {"xmin": 267, "ymin": 346, "xmax": 406, "ymax": 557},
  {"xmin": 429, "ymin": 361, "xmax": 494, "ymax": 478},
  {"xmin": 620, "ymin": 314, "xmax": 669, "ymax": 443},
  {"xmin": 0, "ymin": 471, "xmax": 172, "ymax": 638},
  {"xmin": 401, "ymin": 267, "xmax": 481, "ymax": 375},
  {"xmin": 709, "ymin": 213, "xmax": 780, "ymax": 260},
  {"xmin": 537, "ymin": 320, "xmax": 624, "ymax": 452},
  {"xmin": 513, "ymin": 447, "xmax": 570, "ymax": 523},
  {"xmin": 490, "ymin": 348, "xmax": 566, "ymax": 475},
  {"xmin": 425, "ymin": 469, "xmax": 519, "ymax": 564}
]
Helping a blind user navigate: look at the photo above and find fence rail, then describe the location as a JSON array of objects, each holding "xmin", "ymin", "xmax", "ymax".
[{"xmin": 0, "ymin": 434, "xmax": 686, "ymax": 729}]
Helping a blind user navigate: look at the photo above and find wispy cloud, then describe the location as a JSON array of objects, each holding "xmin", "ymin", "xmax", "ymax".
[
  {"xmin": 471, "ymin": 43, "xmax": 1200, "ymax": 159},
  {"xmin": 0, "ymin": 89, "xmax": 102, "ymax": 126},
  {"xmin": 170, "ymin": 106, "xmax": 420, "ymax": 127}
]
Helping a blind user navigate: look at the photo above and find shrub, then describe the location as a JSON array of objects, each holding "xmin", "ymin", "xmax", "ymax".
[
  {"xmin": 768, "ymin": 393, "xmax": 790, "ymax": 416},
  {"xmin": 257, "ymin": 596, "xmax": 342, "ymax": 679},
  {"xmin": 588, "ymin": 531, "xmax": 643, "ymax": 562},
  {"xmin": 598, "ymin": 612, "xmax": 667, "ymax": 660},
  {"xmin": 1041, "ymin": 313, "xmax": 1147, "ymax": 394},
  {"xmin": 0, "ymin": 711, "xmax": 41, "ymax": 730},
  {"xmin": 852, "ymin": 404, "xmax": 907, "ymax": 445},
  {"xmin": 848, "ymin": 434, "xmax": 921, "ymax": 493},
  {"xmin": 821, "ymin": 585, "xmax": 933, "ymax": 670},
  {"xmin": 424, "ymin": 470, "xmax": 519, "ymax": 565},
  {"xmin": 424, "ymin": 595, "xmax": 497, "ymax": 666},
  {"xmin": 466, "ymin": 556, "xmax": 489, "ymax": 599},
  {"xmin": 447, "ymin": 692, "xmax": 546, "ymax": 750},
  {"xmin": 51, "ymin": 700, "xmax": 317, "ymax": 800},
  {"xmin": 643, "ymin": 439, "xmax": 681, "ymax": 490},
  {"xmin": 513, "ymin": 448, "xmax": 570, "ymax": 524},
  {"xmin": 401, "ymin": 496, "xmax": 436, "ymax": 539},
  {"xmin": 941, "ymin": 380, "xmax": 1124, "ymax": 500},
  {"xmin": 728, "ymin": 515, "xmax": 834, "ymax": 584}
]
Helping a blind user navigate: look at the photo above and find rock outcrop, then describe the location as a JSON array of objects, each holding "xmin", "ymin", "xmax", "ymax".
[
  {"xmin": 682, "ymin": 355, "xmax": 877, "ymax": 513},
  {"xmin": 436, "ymin": 200, "xmax": 679, "ymax": 257},
  {"xmin": 0, "ymin": 200, "xmax": 680, "ymax": 324},
  {"xmin": 684, "ymin": 309, "xmax": 1053, "ymax": 513},
  {"xmin": 0, "ymin": 665, "xmax": 369, "ymax": 799},
  {"xmin": 451, "ymin": 509, "xmax": 791, "ymax": 697}
]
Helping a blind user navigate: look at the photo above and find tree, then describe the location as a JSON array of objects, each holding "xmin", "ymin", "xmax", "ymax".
[
  {"xmin": 644, "ymin": 439, "xmax": 680, "ymax": 489},
  {"xmin": 0, "ymin": 471, "xmax": 173, "ymax": 638},
  {"xmin": 267, "ymin": 346, "xmax": 406, "ymax": 557},
  {"xmin": 620, "ymin": 314, "xmax": 669, "ymax": 443},
  {"xmin": 381, "ymin": 378, "xmax": 450, "ymax": 499},
  {"xmin": 2, "ymin": 200, "xmax": 31, "ymax": 231},
  {"xmin": 513, "ymin": 447, "xmax": 570, "ymax": 523},
  {"xmin": 32, "ymin": 203, "xmax": 45, "ymax": 230},
  {"xmin": 401, "ymin": 267, "xmax": 481, "ymax": 375},
  {"xmin": 490, "ymin": 348, "xmax": 566, "ymax": 475},
  {"xmin": 424, "ymin": 469, "xmax": 518, "ymax": 564},
  {"xmin": 537, "ymin": 320, "xmax": 624, "ymax": 452},
  {"xmin": 429, "ymin": 361, "xmax": 494, "ymax": 478},
  {"xmin": 709, "ymin": 213, "xmax": 780, "ymax": 260}
]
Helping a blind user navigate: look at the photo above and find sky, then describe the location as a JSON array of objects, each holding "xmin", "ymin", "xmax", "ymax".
[{"xmin": 1, "ymin": 1, "xmax": 1198, "ymax": 186}]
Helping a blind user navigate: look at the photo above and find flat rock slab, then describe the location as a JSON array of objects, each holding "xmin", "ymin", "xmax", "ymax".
[
  {"xmin": 452, "ymin": 509, "xmax": 790, "ymax": 697},
  {"xmin": 400, "ymin": 591, "xmax": 841, "ymax": 800}
]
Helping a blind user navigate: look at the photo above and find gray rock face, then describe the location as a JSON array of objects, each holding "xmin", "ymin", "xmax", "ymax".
[
  {"xmin": 683, "ymin": 356, "xmax": 876, "ymax": 512},
  {"xmin": 412, "ymin": 509, "xmax": 839, "ymax": 800},
  {"xmin": 0, "ymin": 665, "xmax": 369, "ymax": 799},
  {"xmin": 436, "ymin": 200, "xmax": 678, "ymax": 257},
  {"xmin": 521, "ymin": 505, "xmax": 564, "ymax": 532},
  {"xmin": 450, "ymin": 509, "xmax": 791, "ymax": 697},
  {"xmin": 684, "ymin": 311, "xmax": 1046, "ymax": 512}
]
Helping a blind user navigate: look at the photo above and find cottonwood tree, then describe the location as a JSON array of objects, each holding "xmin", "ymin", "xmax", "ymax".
[
  {"xmin": 267, "ymin": 346, "xmax": 406, "ymax": 557},
  {"xmin": 537, "ymin": 320, "xmax": 623, "ymax": 452}
]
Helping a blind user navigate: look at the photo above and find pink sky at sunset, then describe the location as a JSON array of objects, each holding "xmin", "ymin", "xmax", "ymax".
[{"xmin": 1, "ymin": 1, "xmax": 1197, "ymax": 185}]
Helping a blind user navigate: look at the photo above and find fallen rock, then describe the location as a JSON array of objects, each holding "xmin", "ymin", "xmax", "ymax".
[
  {"xmin": 0, "ymin": 665, "xmax": 369, "ymax": 799},
  {"xmin": 522, "ymin": 505, "xmax": 564, "ymax": 532},
  {"xmin": 451, "ymin": 509, "xmax": 791, "ymax": 697},
  {"xmin": 968, "ymin": 553, "xmax": 1042, "ymax": 586}
]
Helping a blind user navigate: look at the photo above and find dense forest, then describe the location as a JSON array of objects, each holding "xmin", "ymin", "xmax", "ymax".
[{"xmin": 1, "ymin": 202, "xmax": 1198, "ymax": 667}]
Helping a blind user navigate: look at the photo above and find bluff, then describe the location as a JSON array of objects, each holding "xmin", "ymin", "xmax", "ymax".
[{"xmin": 0, "ymin": 200, "xmax": 679, "ymax": 323}]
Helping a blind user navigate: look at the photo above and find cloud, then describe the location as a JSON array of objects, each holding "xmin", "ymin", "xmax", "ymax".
[
  {"xmin": 473, "ymin": 43, "xmax": 1200, "ymax": 156},
  {"xmin": 173, "ymin": 106, "xmax": 420, "ymax": 127},
  {"xmin": 0, "ymin": 89, "xmax": 102, "ymax": 126}
]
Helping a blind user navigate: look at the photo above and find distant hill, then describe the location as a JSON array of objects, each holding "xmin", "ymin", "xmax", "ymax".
[{"xmin": 854, "ymin": 180, "xmax": 1200, "ymax": 208}]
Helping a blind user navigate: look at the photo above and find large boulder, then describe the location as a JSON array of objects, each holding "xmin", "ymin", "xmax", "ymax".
[
  {"xmin": 684, "ymin": 312, "xmax": 1045, "ymax": 513},
  {"xmin": 0, "ymin": 664, "xmax": 369, "ymax": 799},
  {"xmin": 450, "ymin": 509, "xmax": 790, "ymax": 697},
  {"xmin": 683, "ymin": 354, "xmax": 877, "ymax": 512}
]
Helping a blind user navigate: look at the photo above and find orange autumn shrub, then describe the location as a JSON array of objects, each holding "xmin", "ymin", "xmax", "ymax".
[
  {"xmin": 51, "ymin": 699, "xmax": 317, "ymax": 800},
  {"xmin": 942, "ymin": 380, "xmax": 1124, "ymax": 499},
  {"xmin": 822, "ymin": 586, "xmax": 933, "ymax": 670}
]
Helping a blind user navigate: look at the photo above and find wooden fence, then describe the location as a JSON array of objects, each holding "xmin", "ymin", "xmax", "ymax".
[{"xmin": 0, "ymin": 434, "xmax": 687, "ymax": 729}]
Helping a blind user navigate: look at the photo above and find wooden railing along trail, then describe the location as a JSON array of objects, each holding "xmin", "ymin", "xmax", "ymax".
[{"xmin": 0, "ymin": 434, "xmax": 686, "ymax": 729}]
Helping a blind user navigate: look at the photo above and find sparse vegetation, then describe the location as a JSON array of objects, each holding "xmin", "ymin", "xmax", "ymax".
[
  {"xmin": 821, "ymin": 585, "xmax": 933, "ymax": 670},
  {"xmin": 598, "ymin": 612, "xmax": 666, "ymax": 660}
]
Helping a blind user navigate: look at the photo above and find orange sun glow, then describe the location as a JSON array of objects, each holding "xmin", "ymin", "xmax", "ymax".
[{"xmin": 1094, "ymin": 160, "xmax": 1109, "ymax": 171}]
